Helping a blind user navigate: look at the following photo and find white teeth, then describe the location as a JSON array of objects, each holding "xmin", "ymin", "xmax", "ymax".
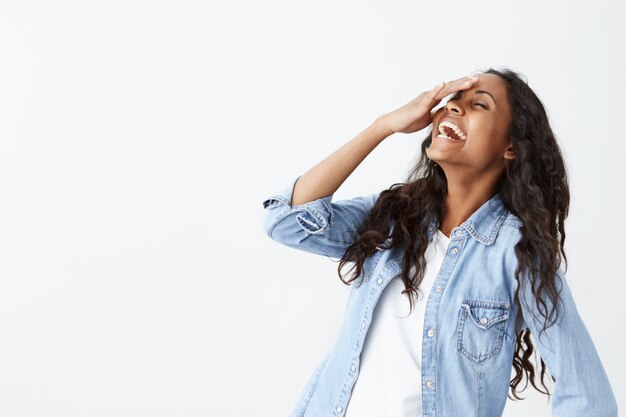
[{"xmin": 438, "ymin": 121, "xmax": 466, "ymax": 140}]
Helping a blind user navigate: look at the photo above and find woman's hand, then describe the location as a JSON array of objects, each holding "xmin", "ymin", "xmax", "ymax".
[{"xmin": 380, "ymin": 75, "xmax": 480, "ymax": 135}]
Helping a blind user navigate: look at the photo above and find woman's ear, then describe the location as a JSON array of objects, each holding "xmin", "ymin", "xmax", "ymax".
[{"xmin": 504, "ymin": 143, "xmax": 516, "ymax": 160}]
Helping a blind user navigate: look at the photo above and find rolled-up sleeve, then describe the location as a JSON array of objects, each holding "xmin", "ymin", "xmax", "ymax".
[
  {"xmin": 519, "ymin": 266, "xmax": 618, "ymax": 416},
  {"xmin": 261, "ymin": 175, "xmax": 380, "ymax": 259}
]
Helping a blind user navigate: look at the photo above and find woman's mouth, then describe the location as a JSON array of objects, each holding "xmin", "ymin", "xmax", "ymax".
[{"xmin": 437, "ymin": 120, "xmax": 467, "ymax": 142}]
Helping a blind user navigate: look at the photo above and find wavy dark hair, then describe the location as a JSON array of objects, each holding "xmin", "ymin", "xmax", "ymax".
[{"xmin": 336, "ymin": 67, "xmax": 569, "ymax": 400}]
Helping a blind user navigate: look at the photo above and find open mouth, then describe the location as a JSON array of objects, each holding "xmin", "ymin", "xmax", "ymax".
[{"xmin": 437, "ymin": 121, "xmax": 466, "ymax": 141}]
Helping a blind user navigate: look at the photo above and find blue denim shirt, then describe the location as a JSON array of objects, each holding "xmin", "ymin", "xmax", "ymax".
[{"xmin": 261, "ymin": 174, "xmax": 618, "ymax": 417}]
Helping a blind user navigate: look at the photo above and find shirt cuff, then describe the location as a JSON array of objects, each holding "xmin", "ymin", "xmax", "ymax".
[{"xmin": 262, "ymin": 174, "xmax": 334, "ymax": 235}]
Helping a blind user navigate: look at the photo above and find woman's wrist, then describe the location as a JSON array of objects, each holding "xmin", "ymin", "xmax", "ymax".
[{"xmin": 373, "ymin": 115, "xmax": 395, "ymax": 139}]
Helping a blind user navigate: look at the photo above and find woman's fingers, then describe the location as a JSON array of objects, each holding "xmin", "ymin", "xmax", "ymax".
[
  {"xmin": 435, "ymin": 75, "xmax": 479, "ymax": 100},
  {"xmin": 427, "ymin": 74, "xmax": 480, "ymax": 120},
  {"xmin": 427, "ymin": 81, "xmax": 447, "ymax": 107}
]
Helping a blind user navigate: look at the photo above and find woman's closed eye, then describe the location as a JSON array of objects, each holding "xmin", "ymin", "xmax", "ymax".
[{"xmin": 450, "ymin": 92, "xmax": 489, "ymax": 110}]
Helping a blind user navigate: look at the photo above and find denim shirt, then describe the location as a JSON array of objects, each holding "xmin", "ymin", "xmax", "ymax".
[{"xmin": 261, "ymin": 174, "xmax": 618, "ymax": 417}]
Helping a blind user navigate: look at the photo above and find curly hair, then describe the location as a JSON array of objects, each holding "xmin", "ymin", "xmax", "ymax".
[{"xmin": 335, "ymin": 67, "xmax": 569, "ymax": 400}]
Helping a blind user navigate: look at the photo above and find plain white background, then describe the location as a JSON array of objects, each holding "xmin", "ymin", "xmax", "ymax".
[{"xmin": 0, "ymin": 0, "xmax": 624, "ymax": 416}]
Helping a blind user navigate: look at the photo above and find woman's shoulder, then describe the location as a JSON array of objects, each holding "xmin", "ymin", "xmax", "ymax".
[{"xmin": 501, "ymin": 211, "xmax": 523, "ymax": 230}]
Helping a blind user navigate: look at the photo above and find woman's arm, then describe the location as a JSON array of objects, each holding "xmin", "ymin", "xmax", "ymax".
[
  {"xmin": 261, "ymin": 117, "xmax": 391, "ymax": 259},
  {"xmin": 289, "ymin": 75, "xmax": 480, "ymax": 206},
  {"xmin": 519, "ymin": 266, "xmax": 618, "ymax": 417},
  {"xmin": 290, "ymin": 117, "xmax": 391, "ymax": 206}
]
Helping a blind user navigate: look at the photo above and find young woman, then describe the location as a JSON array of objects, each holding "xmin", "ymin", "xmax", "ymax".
[{"xmin": 261, "ymin": 68, "xmax": 617, "ymax": 417}]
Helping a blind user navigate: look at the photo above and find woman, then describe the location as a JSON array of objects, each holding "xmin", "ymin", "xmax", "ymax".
[{"xmin": 261, "ymin": 68, "xmax": 617, "ymax": 417}]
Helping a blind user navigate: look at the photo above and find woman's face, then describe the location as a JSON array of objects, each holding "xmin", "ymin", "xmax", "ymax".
[{"xmin": 427, "ymin": 73, "xmax": 515, "ymax": 173}]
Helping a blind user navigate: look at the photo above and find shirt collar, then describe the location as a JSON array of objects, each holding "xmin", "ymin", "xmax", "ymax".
[{"xmin": 427, "ymin": 192, "xmax": 509, "ymax": 245}]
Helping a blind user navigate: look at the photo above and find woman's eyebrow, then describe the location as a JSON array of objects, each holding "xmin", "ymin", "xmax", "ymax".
[
  {"xmin": 454, "ymin": 89, "xmax": 496, "ymax": 105},
  {"xmin": 475, "ymin": 89, "xmax": 496, "ymax": 104}
]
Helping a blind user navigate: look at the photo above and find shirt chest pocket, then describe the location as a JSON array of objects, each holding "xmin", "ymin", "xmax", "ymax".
[{"xmin": 456, "ymin": 299, "xmax": 510, "ymax": 364}]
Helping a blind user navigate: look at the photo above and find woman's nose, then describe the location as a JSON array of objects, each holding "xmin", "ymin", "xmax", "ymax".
[{"xmin": 444, "ymin": 100, "xmax": 464, "ymax": 114}]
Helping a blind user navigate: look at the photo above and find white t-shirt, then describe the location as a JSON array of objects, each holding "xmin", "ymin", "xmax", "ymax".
[{"xmin": 344, "ymin": 229, "xmax": 451, "ymax": 417}]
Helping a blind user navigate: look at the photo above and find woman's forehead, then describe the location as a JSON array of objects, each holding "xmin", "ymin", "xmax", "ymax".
[{"xmin": 474, "ymin": 74, "xmax": 507, "ymax": 97}]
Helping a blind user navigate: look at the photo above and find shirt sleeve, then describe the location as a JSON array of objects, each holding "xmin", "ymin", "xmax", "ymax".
[
  {"xmin": 519, "ymin": 265, "xmax": 618, "ymax": 417},
  {"xmin": 261, "ymin": 174, "xmax": 380, "ymax": 259}
]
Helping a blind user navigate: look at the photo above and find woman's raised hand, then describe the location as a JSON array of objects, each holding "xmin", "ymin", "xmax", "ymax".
[{"xmin": 380, "ymin": 75, "xmax": 480, "ymax": 135}]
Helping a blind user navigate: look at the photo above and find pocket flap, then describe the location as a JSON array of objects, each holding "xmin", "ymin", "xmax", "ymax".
[{"xmin": 461, "ymin": 300, "xmax": 510, "ymax": 330}]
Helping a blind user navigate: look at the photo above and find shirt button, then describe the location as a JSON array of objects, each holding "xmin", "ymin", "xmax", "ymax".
[
  {"xmin": 455, "ymin": 230, "xmax": 463, "ymax": 237},
  {"xmin": 361, "ymin": 322, "xmax": 366, "ymax": 329},
  {"xmin": 336, "ymin": 405, "xmax": 343, "ymax": 413},
  {"xmin": 376, "ymin": 278, "xmax": 383, "ymax": 285},
  {"xmin": 479, "ymin": 317, "xmax": 488, "ymax": 325},
  {"xmin": 450, "ymin": 247, "xmax": 459, "ymax": 254},
  {"xmin": 427, "ymin": 329, "xmax": 435, "ymax": 337},
  {"xmin": 350, "ymin": 364, "xmax": 356, "ymax": 371},
  {"xmin": 434, "ymin": 285, "xmax": 442, "ymax": 293},
  {"xmin": 426, "ymin": 380, "xmax": 434, "ymax": 389}
]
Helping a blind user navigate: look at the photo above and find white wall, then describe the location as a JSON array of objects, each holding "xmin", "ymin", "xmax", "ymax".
[{"xmin": 0, "ymin": 0, "xmax": 623, "ymax": 416}]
